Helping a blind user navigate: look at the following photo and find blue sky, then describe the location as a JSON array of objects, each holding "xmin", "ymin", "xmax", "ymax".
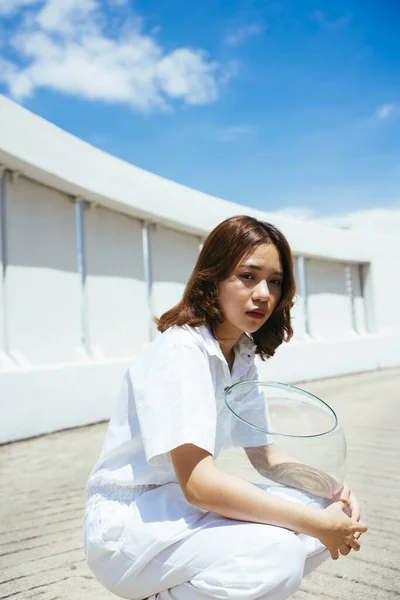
[{"xmin": 0, "ymin": 0, "xmax": 399, "ymax": 222}]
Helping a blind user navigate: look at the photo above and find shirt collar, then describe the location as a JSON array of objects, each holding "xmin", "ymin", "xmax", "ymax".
[{"xmin": 184, "ymin": 324, "xmax": 257, "ymax": 364}]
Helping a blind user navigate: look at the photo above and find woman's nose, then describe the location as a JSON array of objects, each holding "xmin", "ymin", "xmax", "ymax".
[{"xmin": 252, "ymin": 280, "xmax": 270, "ymax": 300}]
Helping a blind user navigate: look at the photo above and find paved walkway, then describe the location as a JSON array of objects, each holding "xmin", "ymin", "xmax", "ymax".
[{"xmin": 1, "ymin": 368, "xmax": 400, "ymax": 600}]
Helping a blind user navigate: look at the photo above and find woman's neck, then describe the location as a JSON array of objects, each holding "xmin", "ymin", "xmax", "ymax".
[{"xmin": 215, "ymin": 323, "xmax": 242, "ymax": 369}]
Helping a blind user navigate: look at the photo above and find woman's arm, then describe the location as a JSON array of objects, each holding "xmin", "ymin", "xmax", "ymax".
[
  {"xmin": 170, "ymin": 443, "xmax": 367, "ymax": 559},
  {"xmin": 245, "ymin": 443, "xmax": 342, "ymax": 500}
]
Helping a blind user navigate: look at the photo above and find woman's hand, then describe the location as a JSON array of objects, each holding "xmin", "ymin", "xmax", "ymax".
[
  {"xmin": 335, "ymin": 483, "xmax": 363, "ymax": 554},
  {"xmin": 340, "ymin": 484, "xmax": 361, "ymax": 522},
  {"xmin": 317, "ymin": 500, "xmax": 368, "ymax": 560}
]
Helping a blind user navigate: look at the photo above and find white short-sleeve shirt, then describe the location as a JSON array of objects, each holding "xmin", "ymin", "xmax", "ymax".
[{"xmin": 86, "ymin": 324, "xmax": 269, "ymax": 498}]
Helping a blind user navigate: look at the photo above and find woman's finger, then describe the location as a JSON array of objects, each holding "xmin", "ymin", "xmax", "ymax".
[
  {"xmin": 340, "ymin": 484, "xmax": 350, "ymax": 502},
  {"xmin": 340, "ymin": 489, "xmax": 361, "ymax": 521},
  {"xmin": 353, "ymin": 521, "xmax": 368, "ymax": 534},
  {"xmin": 347, "ymin": 536, "xmax": 361, "ymax": 551},
  {"xmin": 339, "ymin": 544, "xmax": 351, "ymax": 556},
  {"xmin": 330, "ymin": 548, "xmax": 340, "ymax": 561},
  {"xmin": 348, "ymin": 492, "xmax": 361, "ymax": 521}
]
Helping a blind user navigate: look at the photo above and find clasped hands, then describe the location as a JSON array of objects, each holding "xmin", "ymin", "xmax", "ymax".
[
  {"xmin": 263, "ymin": 462, "xmax": 367, "ymax": 559},
  {"xmin": 334, "ymin": 483, "xmax": 365, "ymax": 558}
]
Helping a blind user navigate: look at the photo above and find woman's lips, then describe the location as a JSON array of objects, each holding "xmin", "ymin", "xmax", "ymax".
[{"xmin": 246, "ymin": 311, "xmax": 265, "ymax": 319}]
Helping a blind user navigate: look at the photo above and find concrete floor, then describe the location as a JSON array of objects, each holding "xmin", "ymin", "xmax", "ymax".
[{"xmin": 1, "ymin": 368, "xmax": 400, "ymax": 600}]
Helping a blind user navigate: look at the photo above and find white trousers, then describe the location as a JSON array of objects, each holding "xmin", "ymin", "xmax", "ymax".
[{"xmin": 84, "ymin": 484, "xmax": 330, "ymax": 600}]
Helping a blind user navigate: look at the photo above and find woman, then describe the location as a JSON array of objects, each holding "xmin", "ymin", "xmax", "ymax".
[{"xmin": 83, "ymin": 215, "xmax": 367, "ymax": 600}]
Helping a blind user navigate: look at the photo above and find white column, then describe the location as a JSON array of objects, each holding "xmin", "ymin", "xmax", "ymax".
[
  {"xmin": 360, "ymin": 263, "xmax": 376, "ymax": 333},
  {"xmin": 0, "ymin": 168, "xmax": 19, "ymax": 369},
  {"xmin": 297, "ymin": 255, "xmax": 310, "ymax": 337},
  {"xmin": 0, "ymin": 166, "xmax": 7, "ymax": 357},
  {"xmin": 75, "ymin": 197, "xmax": 91, "ymax": 358},
  {"xmin": 345, "ymin": 264, "xmax": 357, "ymax": 333},
  {"xmin": 142, "ymin": 221, "xmax": 154, "ymax": 342}
]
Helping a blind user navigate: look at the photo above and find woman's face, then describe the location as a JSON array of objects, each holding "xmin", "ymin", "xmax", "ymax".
[{"xmin": 217, "ymin": 243, "xmax": 283, "ymax": 339}]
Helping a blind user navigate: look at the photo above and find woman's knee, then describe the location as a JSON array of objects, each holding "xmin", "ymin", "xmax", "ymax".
[
  {"xmin": 261, "ymin": 532, "xmax": 307, "ymax": 599},
  {"xmin": 196, "ymin": 527, "xmax": 308, "ymax": 600}
]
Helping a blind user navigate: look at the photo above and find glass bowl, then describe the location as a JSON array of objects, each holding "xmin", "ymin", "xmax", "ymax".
[{"xmin": 214, "ymin": 381, "xmax": 347, "ymax": 500}]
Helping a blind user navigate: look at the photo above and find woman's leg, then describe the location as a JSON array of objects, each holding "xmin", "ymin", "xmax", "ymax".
[
  {"xmin": 113, "ymin": 517, "xmax": 309, "ymax": 600},
  {"xmin": 303, "ymin": 547, "xmax": 330, "ymax": 578},
  {"xmin": 264, "ymin": 485, "xmax": 331, "ymax": 578},
  {"xmin": 86, "ymin": 484, "xmax": 330, "ymax": 600}
]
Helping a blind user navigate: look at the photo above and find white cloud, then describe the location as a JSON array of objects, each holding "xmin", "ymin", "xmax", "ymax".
[
  {"xmin": 224, "ymin": 23, "xmax": 265, "ymax": 47},
  {"xmin": 311, "ymin": 10, "xmax": 351, "ymax": 29},
  {"xmin": 35, "ymin": 0, "xmax": 98, "ymax": 35},
  {"xmin": 0, "ymin": 0, "xmax": 42, "ymax": 16},
  {"xmin": 276, "ymin": 207, "xmax": 315, "ymax": 221},
  {"xmin": 157, "ymin": 49, "xmax": 218, "ymax": 105},
  {"xmin": 219, "ymin": 59, "xmax": 241, "ymax": 85},
  {"xmin": 217, "ymin": 124, "xmax": 255, "ymax": 142},
  {"xmin": 320, "ymin": 206, "xmax": 400, "ymax": 238},
  {"xmin": 376, "ymin": 103, "xmax": 397, "ymax": 120},
  {"xmin": 0, "ymin": 0, "xmax": 229, "ymax": 111},
  {"xmin": 274, "ymin": 205, "xmax": 400, "ymax": 238}
]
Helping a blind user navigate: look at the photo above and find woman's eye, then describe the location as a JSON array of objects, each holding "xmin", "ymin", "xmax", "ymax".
[{"xmin": 239, "ymin": 274, "xmax": 282, "ymax": 286}]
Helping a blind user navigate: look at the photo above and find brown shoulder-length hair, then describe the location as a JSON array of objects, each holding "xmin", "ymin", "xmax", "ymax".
[{"xmin": 154, "ymin": 215, "xmax": 296, "ymax": 360}]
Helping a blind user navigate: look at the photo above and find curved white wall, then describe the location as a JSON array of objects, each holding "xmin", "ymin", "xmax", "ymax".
[
  {"xmin": 306, "ymin": 259, "xmax": 353, "ymax": 339},
  {"xmin": 0, "ymin": 95, "xmax": 399, "ymax": 443},
  {"xmin": 6, "ymin": 175, "xmax": 81, "ymax": 365},
  {"xmin": 151, "ymin": 224, "xmax": 202, "ymax": 338},
  {"xmin": 290, "ymin": 258, "xmax": 307, "ymax": 340},
  {"xmin": 84, "ymin": 205, "xmax": 148, "ymax": 358}
]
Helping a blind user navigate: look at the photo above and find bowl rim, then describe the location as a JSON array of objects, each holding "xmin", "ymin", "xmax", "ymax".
[{"xmin": 224, "ymin": 380, "xmax": 339, "ymax": 438}]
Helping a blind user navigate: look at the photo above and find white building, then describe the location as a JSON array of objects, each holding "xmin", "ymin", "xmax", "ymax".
[{"xmin": 0, "ymin": 95, "xmax": 399, "ymax": 443}]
